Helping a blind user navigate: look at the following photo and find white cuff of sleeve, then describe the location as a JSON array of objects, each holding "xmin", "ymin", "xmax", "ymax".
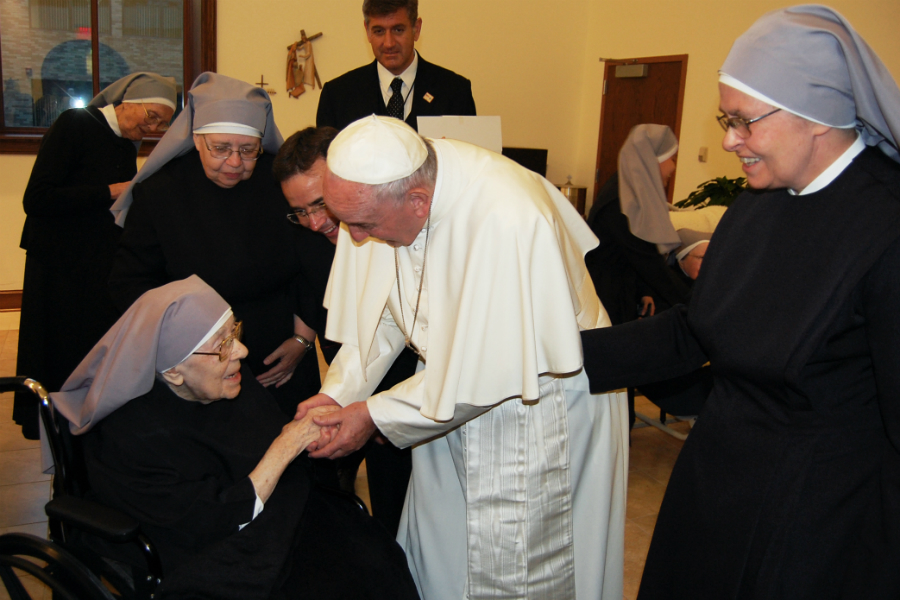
[{"xmin": 238, "ymin": 493, "xmax": 266, "ymax": 530}]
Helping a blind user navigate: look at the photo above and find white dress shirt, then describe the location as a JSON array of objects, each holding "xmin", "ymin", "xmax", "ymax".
[{"xmin": 376, "ymin": 51, "xmax": 419, "ymax": 121}]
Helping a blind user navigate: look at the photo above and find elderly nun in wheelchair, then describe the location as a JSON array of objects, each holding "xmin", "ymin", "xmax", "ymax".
[{"xmin": 50, "ymin": 275, "xmax": 419, "ymax": 600}]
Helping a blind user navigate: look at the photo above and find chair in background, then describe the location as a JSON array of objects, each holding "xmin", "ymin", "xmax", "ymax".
[
  {"xmin": 629, "ymin": 366, "xmax": 711, "ymax": 441},
  {"xmin": 632, "ymin": 398, "xmax": 694, "ymax": 441}
]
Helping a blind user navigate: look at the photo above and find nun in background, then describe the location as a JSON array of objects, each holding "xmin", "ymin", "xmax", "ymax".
[
  {"xmin": 14, "ymin": 72, "xmax": 176, "ymax": 440},
  {"xmin": 52, "ymin": 275, "xmax": 419, "ymax": 599},
  {"xmin": 581, "ymin": 5, "xmax": 900, "ymax": 598},
  {"xmin": 585, "ymin": 124, "xmax": 699, "ymax": 429},
  {"xmin": 585, "ymin": 124, "xmax": 691, "ymax": 326},
  {"xmin": 109, "ymin": 72, "xmax": 323, "ymax": 419}
]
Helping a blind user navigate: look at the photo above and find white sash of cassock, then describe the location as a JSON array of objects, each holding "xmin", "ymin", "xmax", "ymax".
[{"xmin": 464, "ymin": 377, "xmax": 576, "ymax": 599}]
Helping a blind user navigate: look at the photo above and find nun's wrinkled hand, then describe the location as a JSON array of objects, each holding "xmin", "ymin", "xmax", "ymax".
[
  {"xmin": 297, "ymin": 394, "xmax": 341, "ymax": 451},
  {"xmin": 279, "ymin": 406, "xmax": 338, "ymax": 455},
  {"xmin": 295, "ymin": 393, "xmax": 339, "ymax": 420},
  {"xmin": 308, "ymin": 402, "xmax": 376, "ymax": 460},
  {"xmin": 257, "ymin": 336, "xmax": 307, "ymax": 387}
]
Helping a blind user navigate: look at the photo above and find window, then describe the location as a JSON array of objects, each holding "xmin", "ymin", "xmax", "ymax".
[
  {"xmin": 0, "ymin": 0, "xmax": 216, "ymax": 154},
  {"xmin": 122, "ymin": 0, "xmax": 181, "ymax": 38},
  {"xmin": 30, "ymin": 0, "xmax": 111, "ymax": 33}
]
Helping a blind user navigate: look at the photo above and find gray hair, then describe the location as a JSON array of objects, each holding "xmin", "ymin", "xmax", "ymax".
[{"xmin": 371, "ymin": 137, "xmax": 437, "ymax": 203}]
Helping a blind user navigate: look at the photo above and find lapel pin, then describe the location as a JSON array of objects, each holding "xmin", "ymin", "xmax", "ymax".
[{"xmin": 423, "ymin": 92, "xmax": 434, "ymax": 103}]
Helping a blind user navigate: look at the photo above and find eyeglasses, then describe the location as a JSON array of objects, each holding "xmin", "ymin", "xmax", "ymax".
[
  {"xmin": 192, "ymin": 321, "xmax": 243, "ymax": 362},
  {"xmin": 286, "ymin": 201, "xmax": 328, "ymax": 225},
  {"xmin": 203, "ymin": 140, "xmax": 262, "ymax": 162},
  {"xmin": 140, "ymin": 101, "xmax": 170, "ymax": 132},
  {"xmin": 716, "ymin": 108, "xmax": 781, "ymax": 138}
]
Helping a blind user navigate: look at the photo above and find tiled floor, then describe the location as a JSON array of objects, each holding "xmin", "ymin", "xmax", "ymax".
[{"xmin": 0, "ymin": 314, "xmax": 687, "ymax": 599}]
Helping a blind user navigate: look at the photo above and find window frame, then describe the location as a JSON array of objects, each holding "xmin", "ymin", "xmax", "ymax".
[{"xmin": 0, "ymin": 0, "xmax": 216, "ymax": 156}]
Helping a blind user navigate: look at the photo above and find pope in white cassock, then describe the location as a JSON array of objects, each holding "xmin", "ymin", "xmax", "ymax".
[{"xmin": 296, "ymin": 115, "xmax": 629, "ymax": 600}]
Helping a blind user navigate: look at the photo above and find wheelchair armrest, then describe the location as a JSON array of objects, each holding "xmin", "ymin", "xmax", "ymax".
[
  {"xmin": 315, "ymin": 483, "xmax": 370, "ymax": 515},
  {"xmin": 45, "ymin": 496, "xmax": 141, "ymax": 543},
  {"xmin": 0, "ymin": 376, "xmax": 31, "ymax": 394}
]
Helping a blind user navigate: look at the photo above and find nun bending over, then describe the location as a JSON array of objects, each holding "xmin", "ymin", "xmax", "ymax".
[
  {"xmin": 51, "ymin": 276, "xmax": 420, "ymax": 600},
  {"xmin": 14, "ymin": 72, "xmax": 176, "ymax": 440},
  {"xmin": 582, "ymin": 6, "xmax": 900, "ymax": 599},
  {"xmin": 109, "ymin": 73, "xmax": 324, "ymax": 419}
]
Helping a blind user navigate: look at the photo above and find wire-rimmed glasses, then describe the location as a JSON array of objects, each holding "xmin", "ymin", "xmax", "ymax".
[
  {"xmin": 286, "ymin": 201, "xmax": 328, "ymax": 225},
  {"xmin": 192, "ymin": 321, "xmax": 243, "ymax": 362},
  {"xmin": 716, "ymin": 108, "xmax": 781, "ymax": 138},
  {"xmin": 202, "ymin": 140, "xmax": 263, "ymax": 162},
  {"xmin": 140, "ymin": 101, "xmax": 170, "ymax": 132}
]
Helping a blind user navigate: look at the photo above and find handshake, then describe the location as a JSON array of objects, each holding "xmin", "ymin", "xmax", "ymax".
[
  {"xmin": 249, "ymin": 395, "xmax": 374, "ymax": 504},
  {"xmin": 290, "ymin": 393, "xmax": 378, "ymax": 459}
]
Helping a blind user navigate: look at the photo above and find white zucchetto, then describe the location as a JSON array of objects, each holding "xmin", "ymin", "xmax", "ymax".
[{"xmin": 327, "ymin": 115, "xmax": 427, "ymax": 184}]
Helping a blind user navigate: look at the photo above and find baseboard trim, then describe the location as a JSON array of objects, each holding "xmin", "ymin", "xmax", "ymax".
[{"xmin": 0, "ymin": 290, "xmax": 22, "ymax": 312}]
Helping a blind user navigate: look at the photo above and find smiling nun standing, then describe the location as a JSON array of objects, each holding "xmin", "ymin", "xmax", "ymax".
[
  {"xmin": 14, "ymin": 72, "xmax": 176, "ymax": 440},
  {"xmin": 580, "ymin": 5, "xmax": 900, "ymax": 598},
  {"xmin": 109, "ymin": 73, "xmax": 324, "ymax": 418}
]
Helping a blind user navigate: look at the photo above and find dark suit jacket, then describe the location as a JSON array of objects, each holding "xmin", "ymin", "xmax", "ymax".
[{"xmin": 316, "ymin": 54, "xmax": 476, "ymax": 131}]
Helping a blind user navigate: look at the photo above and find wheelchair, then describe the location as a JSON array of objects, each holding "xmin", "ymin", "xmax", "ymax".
[
  {"xmin": 1, "ymin": 375, "xmax": 370, "ymax": 599},
  {"xmin": 1, "ymin": 376, "xmax": 162, "ymax": 599},
  {"xmin": 0, "ymin": 532, "xmax": 117, "ymax": 600}
]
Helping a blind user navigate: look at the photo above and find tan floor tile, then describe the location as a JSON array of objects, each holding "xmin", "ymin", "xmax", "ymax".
[
  {"xmin": 0, "ymin": 359, "xmax": 16, "ymax": 377},
  {"xmin": 0, "ymin": 312, "xmax": 21, "ymax": 331},
  {"xmin": 626, "ymin": 469, "xmax": 668, "ymax": 521},
  {"xmin": 630, "ymin": 513, "xmax": 659, "ymax": 537},
  {"xmin": 2, "ymin": 329, "xmax": 18, "ymax": 349},
  {"xmin": 0, "ymin": 448, "xmax": 49, "ymax": 485},
  {"xmin": 0, "ymin": 521, "xmax": 49, "ymax": 539},
  {"xmin": 1, "ymin": 343, "xmax": 18, "ymax": 364},
  {"xmin": 0, "ymin": 430, "xmax": 40, "ymax": 453},
  {"xmin": 0, "ymin": 480, "xmax": 51, "ymax": 528},
  {"xmin": 623, "ymin": 518, "xmax": 653, "ymax": 600},
  {"xmin": 629, "ymin": 429, "xmax": 684, "ymax": 486}
]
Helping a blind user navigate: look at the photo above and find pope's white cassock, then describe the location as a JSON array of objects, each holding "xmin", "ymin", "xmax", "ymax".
[{"xmin": 321, "ymin": 137, "xmax": 629, "ymax": 600}]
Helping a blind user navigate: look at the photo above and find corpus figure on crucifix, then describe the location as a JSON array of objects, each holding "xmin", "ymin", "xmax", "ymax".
[{"xmin": 287, "ymin": 29, "xmax": 322, "ymax": 98}]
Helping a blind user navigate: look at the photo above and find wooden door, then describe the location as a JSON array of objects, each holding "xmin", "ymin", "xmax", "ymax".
[{"xmin": 593, "ymin": 55, "xmax": 688, "ymax": 205}]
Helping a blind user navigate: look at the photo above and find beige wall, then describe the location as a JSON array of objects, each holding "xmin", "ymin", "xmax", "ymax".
[
  {"xmin": 575, "ymin": 0, "xmax": 900, "ymax": 212},
  {"xmin": 1, "ymin": 0, "xmax": 898, "ymax": 289}
]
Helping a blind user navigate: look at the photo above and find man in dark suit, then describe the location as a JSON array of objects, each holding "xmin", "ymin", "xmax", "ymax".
[{"xmin": 316, "ymin": 0, "xmax": 476, "ymax": 132}]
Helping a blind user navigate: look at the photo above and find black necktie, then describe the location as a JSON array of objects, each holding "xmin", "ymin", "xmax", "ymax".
[{"xmin": 386, "ymin": 77, "xmax": 404, "ymax": 120}]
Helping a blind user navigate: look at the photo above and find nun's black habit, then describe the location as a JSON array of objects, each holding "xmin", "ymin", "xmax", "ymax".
[
  {"xmin": 52, "ymin": 276, "xmax": 419, "ymax": 600},
  {"xmin": 14, "ymin": 72, "xmax": 176, "ymax": 439},
  {"xmin": 581, "ymin": 6, "xmax": 900, "ymax": 598},
  {"xmin": 108, "ymin": 73, "xmax": 323, "ymax": 416}
]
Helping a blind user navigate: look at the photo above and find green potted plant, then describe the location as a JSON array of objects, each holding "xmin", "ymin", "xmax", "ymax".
[{"xmin": 674, "ymin": 176, "xmax": 747, "ymax": 209}]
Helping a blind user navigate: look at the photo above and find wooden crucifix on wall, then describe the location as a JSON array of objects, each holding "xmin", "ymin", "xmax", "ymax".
[{"xmin": 286, "ymin": 29, "xmax": 323, "ymax": 98}]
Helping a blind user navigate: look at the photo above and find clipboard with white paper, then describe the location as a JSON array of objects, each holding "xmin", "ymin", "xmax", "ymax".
[{"xmin": 416, "ymin": 116, "xmax": 502, "ymax": 154}]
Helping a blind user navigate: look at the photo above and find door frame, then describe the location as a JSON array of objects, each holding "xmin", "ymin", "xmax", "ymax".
[{"xmin": 593, "ymin": 54, "xmax": 688, "ymax": 204}]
